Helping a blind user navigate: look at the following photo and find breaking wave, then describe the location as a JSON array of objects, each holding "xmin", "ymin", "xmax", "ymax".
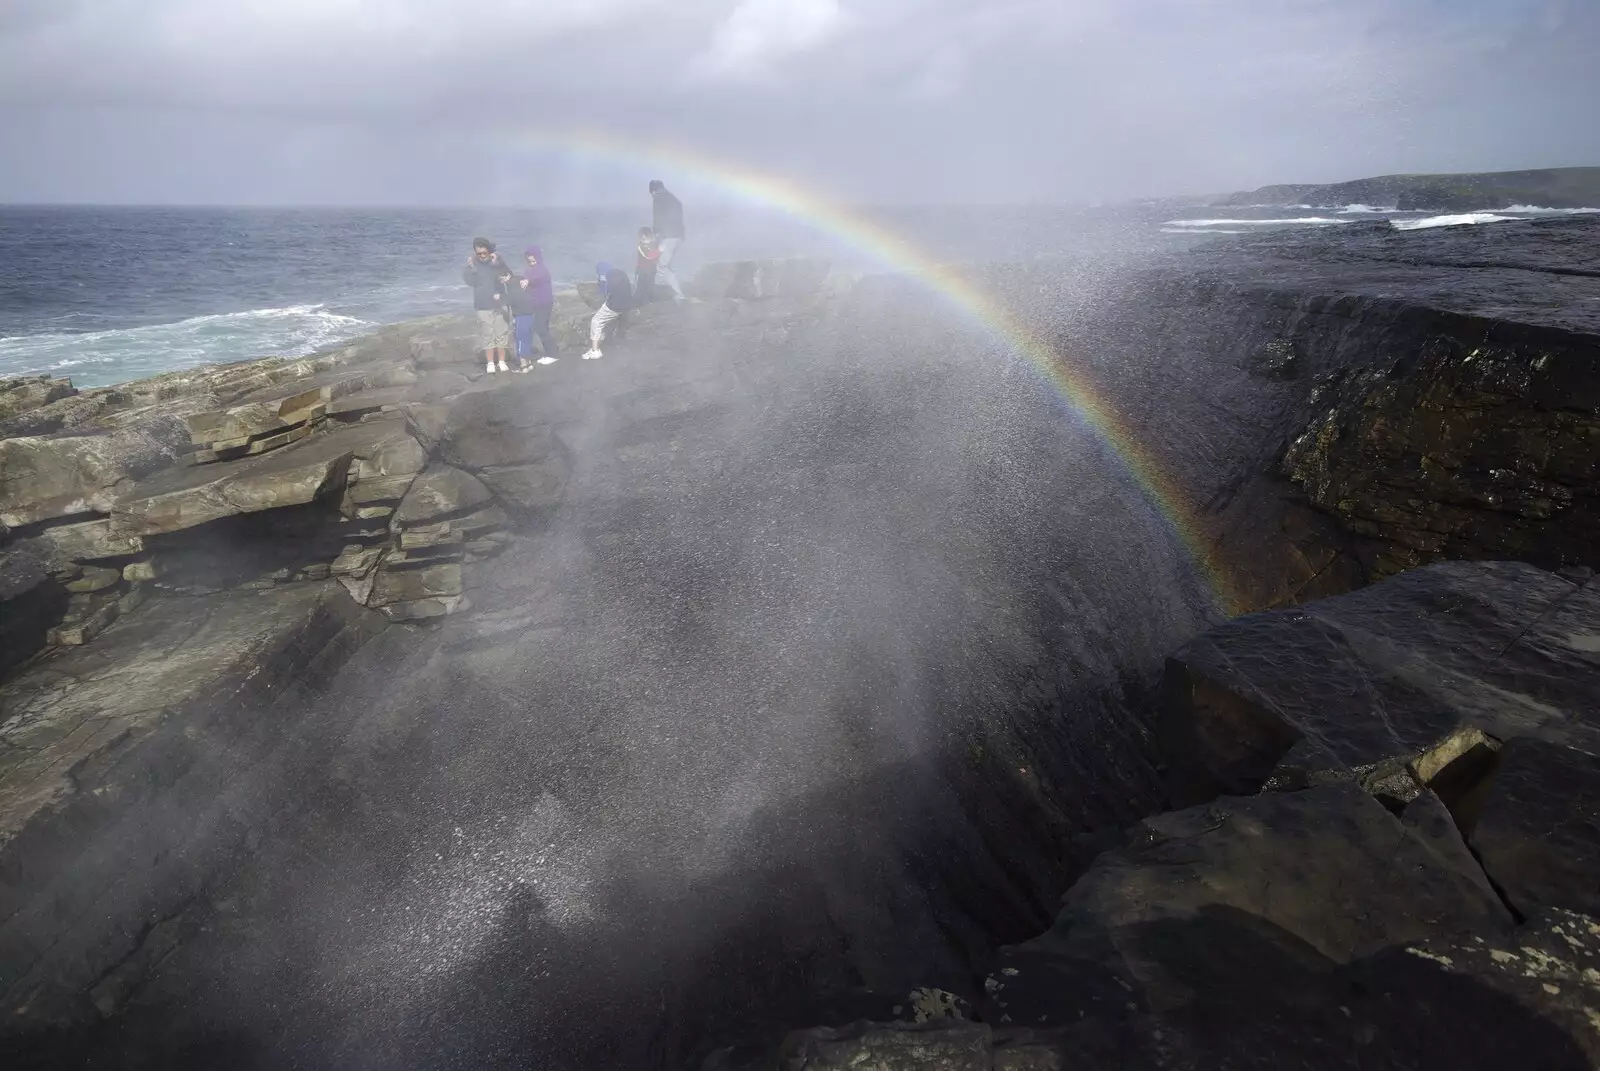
[
  {"xmin": 0, "ymin": 304, "xmax": 376, "ymax": 387},
  {"xmin": 1390, "ymin": 213, "xmax": 1530, "ymax": 231},
  {"xmin": 1337, "ymin": 204, "xmax": 1396, "ymax": 214},
  {"xmin": 1500, "ymin": 204, "xmax": 1600, "ymax": 215},
  {"xmin": 1162, "ymin": 217, "xmax": 1351, "ymax": 228}
]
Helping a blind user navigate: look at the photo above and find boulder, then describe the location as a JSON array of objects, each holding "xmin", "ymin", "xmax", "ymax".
[
  {"xmin": 434, "ymin": 385, "xmax": 567, "ymax": 472},
  {"xmin": 1, "ymin": 435, "xmax": 138, "ymax": 527},
  {"xmin": 1161, "ymin": 561, "xmax": 1600, "ymax": 805},
  {"xmin": 110, "ymin": 419, "xmax": 423, "ymax": 537},
  {"xmin": 1353, "ymin": 909, "xmax": 1600, "ymax": 1068},
  {"xmin": 367, "ymin": 562, "xmax": 463, "ymax": 609},
  {"xmin": 111, "ymin": 438, "xmax": 353, "ymax": 537},
  {"xmin": 1470, "ymin": 737, "xmax": 1600, "ymax": 918},
  {"xmin": 477, "ymin": 458, "xmax": 570, "ymax": 518},
  {"xmin": 20, "ymin": 519, "xmax": 143, "ymax": 567},
  {"xmin": 981, "ymin": 782, "xmax": 1510, "ymax": 1028},
  {"xmin": 0, "ymin": 377, "xmax": 76, "ymax": 422},
  {"xmin": 393, "ymin": 466, "xmax": 493, "ymax": 527}
]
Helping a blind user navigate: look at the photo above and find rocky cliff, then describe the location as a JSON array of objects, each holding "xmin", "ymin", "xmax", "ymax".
[
  {"xmin": 2, "ymin": 218, "xmax": 1598, "ymax": 1069},
  {"xmin": 1051, "ymin": 214, "xmax": 1600, "ymax": 612},
  {"xmin": 2, "ymin": 259, "xmax": 1206, "ymax": 1067},
  {"xmin": 1216, "ymin": 166, "xmax": 1600, "ymax": 210},
  {"xmin": 713, "ymin": 560, "xmax": 1600, "ymax": 1069}
]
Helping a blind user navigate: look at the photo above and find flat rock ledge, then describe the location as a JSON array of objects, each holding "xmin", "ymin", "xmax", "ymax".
[
  {"xmin": 710, "ymin": 560, "xmax": 1600, "ymax": 1070},
  {"xmin": 0, "ymin": 260, "xmax": 833, "ymax": 673}
]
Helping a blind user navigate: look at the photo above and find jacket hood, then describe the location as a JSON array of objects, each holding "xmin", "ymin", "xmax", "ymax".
[{"xmin": 525, "ymin": 246, "xmax": 543, "ymax": 262}]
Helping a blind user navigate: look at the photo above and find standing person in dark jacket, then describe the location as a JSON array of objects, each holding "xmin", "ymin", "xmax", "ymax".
[
  {"xmin": 462, "ymin": 237, "xmax": 511, "ymax": 373},
  {"xmin": 521, "ymin": 247, "xmax": 559, "ymax": 364},
  {"xmin": 510, "ymin": 246, "xmax": 559, "ymax": 370},
  {"xmin": 583, "ymin": 261, "xmax": 632, "ymax": 360},
  {"xmin": 648, "ymin": 180, "xmax": 687, "ymax": 302}
]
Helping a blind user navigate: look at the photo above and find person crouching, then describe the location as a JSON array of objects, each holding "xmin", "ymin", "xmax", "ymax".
[{"xmin": 584, "ymin": 261, "xmax": 633, "ymax": 361}]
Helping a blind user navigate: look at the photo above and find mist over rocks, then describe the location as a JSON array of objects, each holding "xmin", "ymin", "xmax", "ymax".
[{"xmin": 2, "ymin": 218, "xmax": 1599, "ymax": 1069}]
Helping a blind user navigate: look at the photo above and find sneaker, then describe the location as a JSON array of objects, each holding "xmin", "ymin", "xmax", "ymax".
[
  {"xmin": 514, "ymin": 364, "xmax": 531, "ymax": 374},
  {"xmin": 485, "ymin": 360, "xmax": 497, "ymax": 374},
  {"xmin": 497, "ymin": 360, "xmax": 510, "ymax": 372},
  {"xmin": 581, "ymin": 349, "xmax": 602, "ymax": 360},
  {"xmin": 536, "ymin": 355, "xmax": 558, "ymax": 365}
]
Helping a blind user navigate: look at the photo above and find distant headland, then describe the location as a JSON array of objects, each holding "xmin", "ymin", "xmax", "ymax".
[{"xmin": 1213, "ymin": 165, "xmax": 1600, "ymax": 211}]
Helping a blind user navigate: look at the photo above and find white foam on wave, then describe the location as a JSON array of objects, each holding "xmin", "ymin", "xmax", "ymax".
[
  {"xmin": 1501, "ymin": 204, "xmax": 1600, "ymax": 215},
  {"xmin": 1390, "ymin": 213, "xmax": 1530, "ymax": 231},
  {"xmin": 0, "ymin": 304, "xmax": 375, "ymax": 387},
  {"xmin": 1338, "ymin": 203, "xmax": 1396, "ymax": 214},
  {"xmin": 1163, "ymin": 217, "xmax": 1352, "ymax": 228},
  {"xmin": 1160, "ymin": 227, "xmax": 1249, "ymax": 235}
]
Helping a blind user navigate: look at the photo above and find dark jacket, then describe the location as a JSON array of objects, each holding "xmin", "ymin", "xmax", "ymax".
[
  {"xmin": 597, "ymin": 264, "xmax": 633, "ymax": 312},
  {"xmin": 463, "ymin": 254, "xmax": 507, "ymax": 311},
  {"xmin": 522, "ymin": 246, "xmax": 554, "ymax": 308},
  {"xmin": 652, "ymin": 189, "xmax": 686, "ymax": 240},
  {"xmin": 505, "ymin": 275, "xmax": 538, "ymax": 315}
]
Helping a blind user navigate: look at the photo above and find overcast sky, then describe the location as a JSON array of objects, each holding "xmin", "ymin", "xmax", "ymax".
[{"xmin": 1, "ymin": 0, "xmax": 1596, "ymax": 206}]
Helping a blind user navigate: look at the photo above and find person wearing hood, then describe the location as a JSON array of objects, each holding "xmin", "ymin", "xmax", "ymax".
[
  {"xmin": 510, "ymin": 246, "xmax": 559, "ymax": 370},
  {"xmin": 584, "ymin": 261, "xmax": 633, "ymax": 361},
  {"xmin": 462, "ymin": 237, "xmax": 511, "ymax": 373},
  {"xmin": 648, "ymin": 180, "xmax": 687, "ymax": 302}
]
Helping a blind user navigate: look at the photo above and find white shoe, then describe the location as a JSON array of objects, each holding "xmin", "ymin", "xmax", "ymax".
[
  {"xmin": 485, "ymin": 361, "xmax": 496, "ymax": 374},
  {"xmin": 536, "ymin": 356, "xmax": 558, "ymax": 365},
  {"xmin": 497, "ymin": 360, "xmax": 509, "ymax": 372},
  {"xmin": 581, "ymin": 349, "xmax": 602, "ymax": 360}
]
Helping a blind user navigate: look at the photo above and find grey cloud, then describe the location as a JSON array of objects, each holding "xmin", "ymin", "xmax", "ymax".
[{"xmin": 1, "ymin": 0, "xmax": 1596, "ymax": 204}]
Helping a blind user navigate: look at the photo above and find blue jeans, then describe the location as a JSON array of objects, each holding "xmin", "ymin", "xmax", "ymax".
[{"xmin": 514, "ymin": 308, "xmax": 557, "ymax": 358}]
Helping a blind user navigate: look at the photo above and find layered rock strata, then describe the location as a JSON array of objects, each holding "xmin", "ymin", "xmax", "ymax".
[{"xmin": 714, "ymin": 561, "xmax": 1600, "ymax": 1069}]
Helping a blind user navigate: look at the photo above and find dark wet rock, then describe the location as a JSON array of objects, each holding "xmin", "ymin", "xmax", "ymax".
[
  {"xmin": 1357, "ymin": 909, "xmax": 1600, "ymax": 1067},
  {"xmin": 1470, "ymin": 737, "xmax": 1600, "ymax": 918},
  {"xmin": 434, "ymin": 383, "xmax": 568, "ymax": 472},
  {"xmin": 981, "ymin": 782, "xmax": 1509, "ymax": 1027},
  {"xmin": 0, "ymin": 542, "xmax": 67, "ymax": 679},
  {"xmin": 0, "ymin": 582, "xmax": 385, "ymax": 1028},
  {"xmin": 392, "ymin": 464, "xmax": 492, "ymax": 526},
  {"xmin": 475, "ymin": 458, "xmax": 570, "ymax": 520},
  {"xmin": 1072, "ymin": 215, "xmax": 1600, "ymax": 611},
  {"xmin": 1161, "ymin": 560, "xmax": 1600, "ymax": 805},
  {"xmin": 1248, "ymin": 337, "xmax": 1300, "ymax": 380}
]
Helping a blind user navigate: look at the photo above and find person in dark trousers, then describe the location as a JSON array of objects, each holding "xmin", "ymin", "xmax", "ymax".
[
  {"xmin": 648, "ymin": 180, "xmax": 687, "ymax": 302},
  {"xmin": 583, "ymin": 261, "xmax": 632, "ymax": 360},
  {"xmin": 521, "ymin": 244, "xmax": 560, "ymax": 363},
  {"xmin": 499, "ymin": 265, "xmax": 534, "ymax": 372},
  {"xmin": 463, "ymin": 237, "xmax": 511, "ymax": 373},
  {"xmin": 634, "ymin": 227, "xmax": 660, "ymax": 304}
]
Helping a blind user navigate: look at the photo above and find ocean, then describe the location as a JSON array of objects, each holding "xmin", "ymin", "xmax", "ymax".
[{"xmin": 4, "ymin": 201, "xmax": 1591, "ymax": 387}]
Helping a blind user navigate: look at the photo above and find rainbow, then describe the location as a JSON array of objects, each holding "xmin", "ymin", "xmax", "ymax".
[{"xmin": 500, "ymin": 128, "xmax": 1239, "ymax": 616}]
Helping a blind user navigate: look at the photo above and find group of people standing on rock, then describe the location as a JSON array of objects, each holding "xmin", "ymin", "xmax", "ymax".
[{"xmin": 462, "ymin": 180, "xmax": 688, "ymax": 374}]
